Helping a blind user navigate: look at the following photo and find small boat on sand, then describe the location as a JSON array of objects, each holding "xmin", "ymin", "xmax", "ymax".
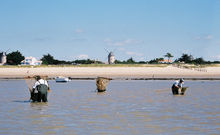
[{"xmin": 55, "ymin": 76, "xmax": 70, "ymax": 82}]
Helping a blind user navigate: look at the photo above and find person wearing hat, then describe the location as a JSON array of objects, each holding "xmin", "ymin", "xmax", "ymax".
[
  {"xmin": 30, "ymin": 76, "xmax": 50, "ymax": 102},
  {"xmin": 172, "ymin": 78, "xmax": 184, "ymax": 95}
]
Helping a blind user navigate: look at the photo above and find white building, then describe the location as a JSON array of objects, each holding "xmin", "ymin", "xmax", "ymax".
[
  {"xmin": 21, "ymin": 56, "xmax": 42, "ymax": 66},
  {"xmin": 0, "ymin": 52, "xmax": 7, "ymax": 65},
  {"xmin": 108, "ymin": 52, "xmax": 115, "ymax": 64}
]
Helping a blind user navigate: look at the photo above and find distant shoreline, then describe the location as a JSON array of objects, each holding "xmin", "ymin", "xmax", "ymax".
[
  {"xmin": 0, "ymin": 65, "xmax": 220, "ymax": 80},
  {"xmin": 1, "ymin": 77, "xmax": 220, "ymax": 81}
]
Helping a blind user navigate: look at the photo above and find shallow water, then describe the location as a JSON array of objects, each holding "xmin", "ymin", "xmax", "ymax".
[{"xmin": 0, "ymin": 80, "xmax": 219, "ymax": 135}]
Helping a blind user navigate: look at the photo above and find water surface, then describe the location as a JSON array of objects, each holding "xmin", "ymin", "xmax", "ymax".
[{"xmin": 0, "ymin": 80, "xmax": 219, "ymax": 135}]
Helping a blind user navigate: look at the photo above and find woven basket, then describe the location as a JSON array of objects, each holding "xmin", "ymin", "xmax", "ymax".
[{"xmin": 96, "ymin": 77, "xmax": 110, "ymax": 92}]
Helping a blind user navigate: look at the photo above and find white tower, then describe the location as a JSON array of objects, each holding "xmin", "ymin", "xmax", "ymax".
[
  {"xmin": 0, "ymin": 52, "xmax": 7, "ymax": 65},
  {"xmin": 108, "ymin": 52, "xmax": 115, "ymax": 64}
]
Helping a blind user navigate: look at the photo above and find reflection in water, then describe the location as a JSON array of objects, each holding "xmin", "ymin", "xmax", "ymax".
[
  {"xmin": 12, "ymin": 100, "xmax": 31, "ymax": 103},
  {"xmin": 0, "ymin": 80, "xmax": 219, "ymax": 135},
  {"xmin": 96, "ymin": 91, "xmax": 106, "ymax": 95},
  {"xmin": 30, "ymin": 102, "xmax": 49, "ymax": 110}
]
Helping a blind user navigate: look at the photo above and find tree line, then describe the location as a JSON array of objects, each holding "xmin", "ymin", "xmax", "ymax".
[
  {"xmin": 5, "ymin": 50, "xmax": 220, "ymax": 65},
  {"xmin": 5, "ymin": 51, "xmax": 103, "ymax": 65}
]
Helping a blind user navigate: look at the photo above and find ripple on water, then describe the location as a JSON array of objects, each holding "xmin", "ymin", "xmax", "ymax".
[{"xmin": 0, "ymin": 80, "xmax": 219, "ymax": 135}]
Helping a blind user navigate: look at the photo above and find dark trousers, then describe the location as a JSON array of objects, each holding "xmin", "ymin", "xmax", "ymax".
[
  {"xmin": 31, "ymin": 92, "xmax": 38, "ymax": 102},
  {"xmin": 37, "ymin": 92, "xmax": 48, "ymax": 102},
  {"xmin": 31, "ymin": 92, "xmax": 48, "ymax": 102},
  {"xmin": 172, "ymin": 85, "xmax": 179, "ymax": 95}
]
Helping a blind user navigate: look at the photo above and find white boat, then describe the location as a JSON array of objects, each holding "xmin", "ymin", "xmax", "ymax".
[{"xmin": 55, "ymin": 76, "xmax": 70, "ymax": 82}]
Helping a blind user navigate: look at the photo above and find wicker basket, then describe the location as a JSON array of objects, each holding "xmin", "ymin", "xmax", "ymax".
[{"xmin": 96, "ymin": 77, "xmax": 110, "ymax": 92}]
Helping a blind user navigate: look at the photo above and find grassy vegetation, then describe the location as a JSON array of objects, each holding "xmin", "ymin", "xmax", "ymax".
[
  {"xmin": 0, "ymin": 64, "xmax": 169, "ymax": 68},
  {"xmin": 1, "ymin": 63, "xmax": 220, "ymax": 68},
  {"xmin": 173, "ymin": 63, "xmax": 220, "ymax": 68},
  {"xmin": 74, "ymin": 64, "xmax": 169, "ymax": 67}
]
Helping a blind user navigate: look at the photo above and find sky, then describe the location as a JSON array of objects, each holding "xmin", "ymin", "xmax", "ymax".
[{"xmin": 0, "ymin": 0, "xmax": 220, "ymax": 62}]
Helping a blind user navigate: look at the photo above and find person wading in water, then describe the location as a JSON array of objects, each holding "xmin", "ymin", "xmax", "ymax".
[
  {"xmin": 172, "ymin": 78, "xmax": 184, "ymax": 95},
  {"xmin": 30, "ymin": 76, "xmax": 50, "ymax": 102}
]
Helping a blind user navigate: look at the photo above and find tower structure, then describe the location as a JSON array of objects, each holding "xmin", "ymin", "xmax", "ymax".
[
  {"xmin": 0, "ymin": 52, "xmax": 7, "ymax": 65},
  {"xmin": 108, "ymin": 51, "xmax": 115, "ymax": 64}
]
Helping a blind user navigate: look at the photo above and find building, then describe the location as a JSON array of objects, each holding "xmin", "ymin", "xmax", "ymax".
[
  {"xmin": 21, "ymin": 56, "xmax": 42, "ymax": 66},
  {"xmin": 0, "ymin": 52, "xmax": 7, "ymax": 65},
  {"xmin": 158, "ymin": 59, "xmax": 172, "ymax": 64},
  {"xmin": 108, "ymin": 52, "xmax": 115, "ymax": 64}
]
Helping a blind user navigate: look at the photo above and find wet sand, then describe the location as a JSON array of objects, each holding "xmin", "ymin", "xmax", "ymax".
[{"xmin": 0, "ymin": 66, "xmax": 220, "ymax": 79}]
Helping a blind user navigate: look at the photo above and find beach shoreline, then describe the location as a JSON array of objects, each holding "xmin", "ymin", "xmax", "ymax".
[{"xmin": 1, "ymin": 65, "xmax": 220, "ymax": 80}]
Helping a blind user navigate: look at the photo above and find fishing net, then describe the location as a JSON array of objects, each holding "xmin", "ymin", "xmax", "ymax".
[
  {"xmin": 172, "ymin": 86, "xmax": 188, "ymax": 95},
  {"xmin": 24, "ymin": 76, "xmax": 36, "ymax": 101},
  {"xmin": 180, "ymin": 87, "xmax": 188, "ymax": 95},
  {"xmin": 24, "ymin": 75, "xmax": 48, "ymax": 91},
  {"xmin": 24, "ymin": 76, "xmax": 36, "ymax": 92},
  {"xmin": 24, "ymin": 75, "xmax": 49, "ymax": 101},
  {"xmin": 96, "ymin": 77, "xmax": 110, "ymax": 92}
]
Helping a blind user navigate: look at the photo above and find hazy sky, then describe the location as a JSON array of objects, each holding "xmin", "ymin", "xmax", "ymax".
[{"xmin": 0, "ymin": 0, "xmax": 220, "ymax": 62}]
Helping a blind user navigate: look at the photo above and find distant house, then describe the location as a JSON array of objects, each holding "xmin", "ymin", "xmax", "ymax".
[
  {"xmin": 21, "ymin": 56, "xmax": 42, "ymax": 66},
  {"xmin": 158, "ymin": 59, "xmax": 172, "ymax": 64}
]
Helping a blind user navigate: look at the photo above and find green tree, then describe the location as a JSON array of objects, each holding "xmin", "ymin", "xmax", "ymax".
[
  {"xmin": 74, "ymin": 59, "xmax": 95, "ymax": 64},
  {"xmin": 176, "ymin": 54, "xmax": 194, "ymax": 63},
  {"xmin": 41, "ymin": 54, "xmax": 55, "ymax": 65},
  {"xmin": 164, "ymin": 53, "xmax": 173, "ymax": 63},
  {"xmin": 138, "ymin": 61, "xmax": 147, "ymax": 64},
  {"xmin": 193, "ymin": 57, "xmax": 205, "ymax": 65},
  {"xmin": 126, "ymin": 57, "xmax": 135, "ymax": 64},
  {"xmin": 148, "ymin": 58, "xmax": 164, "ymax": 64},
  {"xmin": 6, "ymin": 50, "xmax": 25, "ymax": 65},
  {"xmin": 115, "ymin": 59, "xmax": 122, "ymax": 64}
]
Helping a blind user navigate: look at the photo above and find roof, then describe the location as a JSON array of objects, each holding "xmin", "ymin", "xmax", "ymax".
[{"xmin": 158, "ymin": 59, "xmax": 172, "ymax": 63}]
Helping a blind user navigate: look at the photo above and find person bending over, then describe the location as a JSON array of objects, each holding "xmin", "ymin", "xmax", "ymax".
[
  {"xmin": 172, "ymin": 78, "xmax": 184, "ymax": 95},
  {"xmin": 31, "ymin": 76, "xmax": 50, "ymax": 102}
]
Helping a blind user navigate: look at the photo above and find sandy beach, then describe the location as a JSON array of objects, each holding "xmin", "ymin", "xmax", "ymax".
[{"xmin": 0, "ymin": 65, "xmax": 220, "ymax": 79}]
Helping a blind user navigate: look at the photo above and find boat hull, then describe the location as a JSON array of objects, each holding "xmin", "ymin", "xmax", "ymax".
[{"xmin": 55, "ymin": 77, "xmax": 70, "ymax": 83}]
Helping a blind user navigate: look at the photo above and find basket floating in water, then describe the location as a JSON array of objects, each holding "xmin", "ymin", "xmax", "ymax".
[{"xmin": 96, "ymin": 77, "xmax": 110, "ymax": 92}]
